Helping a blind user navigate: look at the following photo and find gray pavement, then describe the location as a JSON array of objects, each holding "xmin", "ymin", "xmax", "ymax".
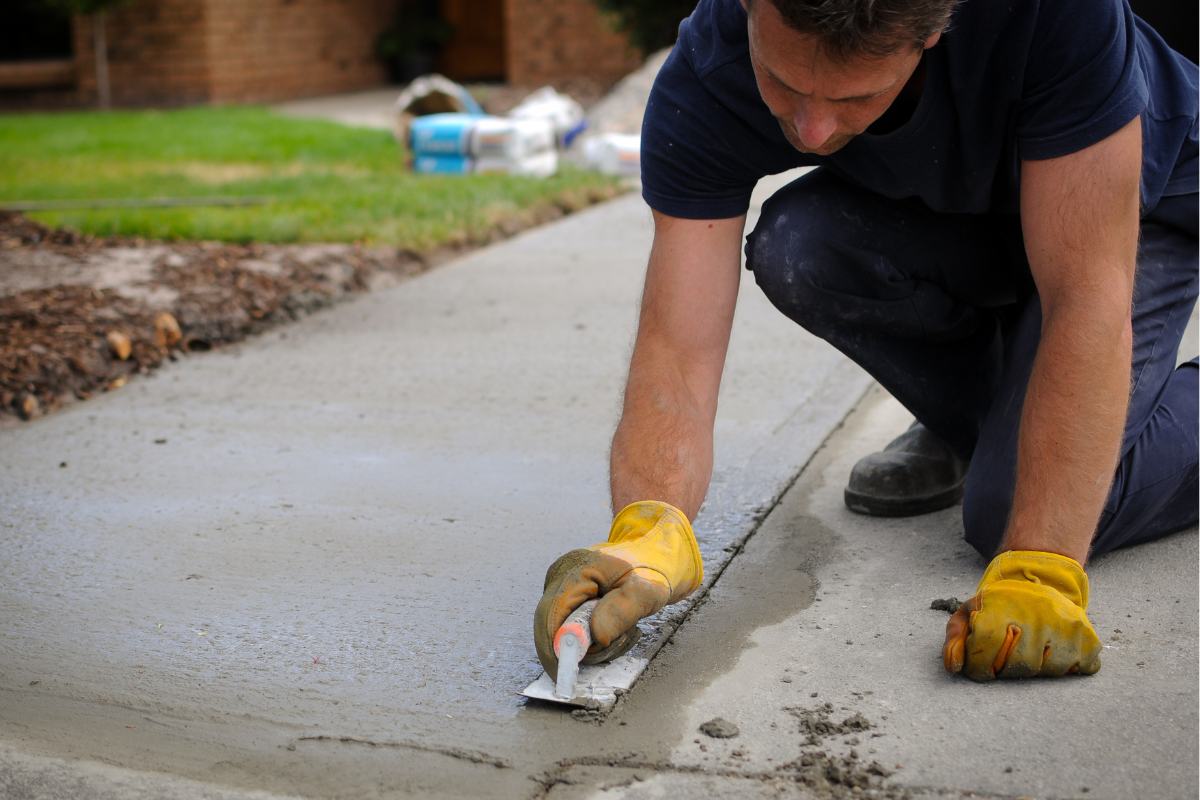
[
  {"xmin": 2, "ymin": 172, "xmax": 1197, "ymax": 799},
  {"xmin": 1, "ymin": 173, "xmax": 865, "ymax": 798},
  {"xmin": 556, "ymin": 388, "xmax": 1198, "ymax": 800},
  {"xmin": 273, "ymin": 89, "xmax": 399, "ymax": 132}
]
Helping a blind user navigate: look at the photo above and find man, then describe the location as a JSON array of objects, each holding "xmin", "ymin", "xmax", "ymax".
[{"xmin": 535, "ymin": 0, "xmax": 1198, "ymax": 681}]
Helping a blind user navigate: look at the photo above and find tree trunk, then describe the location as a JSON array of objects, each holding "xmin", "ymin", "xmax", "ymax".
[{"xmin": 93, "ymin": 10, "xmax": 111, "ymax": 109}]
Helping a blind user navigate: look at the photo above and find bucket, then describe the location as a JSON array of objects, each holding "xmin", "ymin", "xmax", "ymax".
[
  {"xmin": 412, "ymin": 153, "xmax": 474, "ymax": 175},
  {"xmin": 409, "ymin": 113, "xmax": 480, "ymax": 157}
]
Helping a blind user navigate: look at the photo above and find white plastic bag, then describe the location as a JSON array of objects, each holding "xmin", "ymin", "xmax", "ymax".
[
  {"xmin": 582, "ymin": 133, "xmax": 641, "ymax": 177},
  {"xmin": 509, "ymin": 87, "xmax": 587, "ymax": 147}
]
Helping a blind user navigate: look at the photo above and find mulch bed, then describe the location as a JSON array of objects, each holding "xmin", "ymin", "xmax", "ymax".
[
  {"xmin": 0, "ymin": 174, "xmax": 622, "ymax": 425},
  {"xmin": 0, "ymin": 213, "xmax": 431, "ymax": 423}
]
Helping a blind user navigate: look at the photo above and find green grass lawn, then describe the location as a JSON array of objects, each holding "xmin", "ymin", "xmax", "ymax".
[{"xmin": 0, "ymin": 107, "xmax": 620, "ymax": 248}]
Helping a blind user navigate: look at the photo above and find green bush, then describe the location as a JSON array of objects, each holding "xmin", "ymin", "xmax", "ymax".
[{"xmin": 593, "ymin": 0, "xmax": 699, "ymax": 52}]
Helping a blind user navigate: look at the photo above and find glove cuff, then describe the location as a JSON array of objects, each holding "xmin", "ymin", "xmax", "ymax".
[
  {"xmin": 979, "ymin": 549, "xmax": 1089, "ymax": 609},
  {"xmin": 609, "ymin": 500, "xmax": 705, "ymax": 595}
]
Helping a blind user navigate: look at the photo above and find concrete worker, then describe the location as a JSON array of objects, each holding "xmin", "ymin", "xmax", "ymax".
[{"xmin": 535, "ymin": 0, "xmax": 1198, "ymax": 681}]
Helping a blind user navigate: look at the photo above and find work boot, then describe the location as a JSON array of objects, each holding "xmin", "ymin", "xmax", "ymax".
[{"xmin": 844, "ymin": 422, "xmax": 967, "ymax": 517}]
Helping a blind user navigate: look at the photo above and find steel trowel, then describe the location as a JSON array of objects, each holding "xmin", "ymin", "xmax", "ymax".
[{"xmin": 520, "ymin": 599, "xmax": 643, "ymax": 708}]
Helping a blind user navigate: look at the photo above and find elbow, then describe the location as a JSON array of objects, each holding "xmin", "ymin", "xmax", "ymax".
[{"xmin": 1039, "ymin": 291, "xmax": 1133, "ymax": 352}]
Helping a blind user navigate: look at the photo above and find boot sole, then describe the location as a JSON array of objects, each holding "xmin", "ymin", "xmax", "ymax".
[{"xmin": 844, "ymin": 483, "xmax": 964, "ymax": 518}]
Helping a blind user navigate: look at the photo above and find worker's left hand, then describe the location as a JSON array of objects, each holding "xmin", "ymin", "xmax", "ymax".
[{"xmin": 942, "ymin": 550, "xmax": 1102, "ymax": 681}]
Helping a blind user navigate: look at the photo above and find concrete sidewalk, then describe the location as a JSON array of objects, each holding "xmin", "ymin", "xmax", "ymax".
[
  {"xmin": 547, "ymin": 389, "xmax": 1198, "ymax": 799},
  {"xmin": 273, "ymin": 89, "xmax": 399, "ymax": 132},
  {"xmin": 2, "ymin": 171, "xmax": 1196, "ymax": 799},
  {"xmin": 0, "ymin": 173, "xmax": 868, "ymax": 798}
]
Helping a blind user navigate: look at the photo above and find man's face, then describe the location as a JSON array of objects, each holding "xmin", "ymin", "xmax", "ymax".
[{"xmin": 745, "ymin": 0, "xmax": 939, "ymax": 156}]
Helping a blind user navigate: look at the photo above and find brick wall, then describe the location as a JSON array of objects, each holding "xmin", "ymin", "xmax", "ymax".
[
  {"xmin": 504, "ymin": 0, "xmax": 641, "ymax": 88},
  {"xmin": 71, "ymin": 0, "xmax": 392, "ymax": 107},
  {"xmin": 73, "ymin": 0, "xmax": 212, "ymax": 106},
  {"xmin": 57, "ymin": 0, "xmax": 641, "ymax": 107},
  {"xmin": 205, "ymin": 0, "xmax": 392, "ymax": 104}
]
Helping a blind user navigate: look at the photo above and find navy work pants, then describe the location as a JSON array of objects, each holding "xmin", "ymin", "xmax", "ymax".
[{"xmin": 745, "ymin": 169, "xmax": 1198, "ymax": 558}]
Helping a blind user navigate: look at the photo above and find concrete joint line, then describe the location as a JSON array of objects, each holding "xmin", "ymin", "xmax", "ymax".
[
  {"xmin": 533, "ymin": 758, "xmax": 1031, "ymax": 799},
  {"xmin": 584, "ymin": 373, "xmax": 873, "ymax": 717},
  {"xmin": 295, "ymin": 735, "xmax": 510, "ymax": 769}
]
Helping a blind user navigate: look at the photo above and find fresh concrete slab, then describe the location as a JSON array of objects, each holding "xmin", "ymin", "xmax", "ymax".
[
  {"xmin": 0, "ymin": 171, "xmax": 871, "ymax": 798},
  {"xmin": 4, "ymin": 166, "xmax": 1193, "ymax": 797},
  {"xmin": 0, "ymin": 741, "xmax": 302, "ymax": 800},
  {"xmin": 553, "ymin": 388, "xmax": 1197, "ymax": 800}
]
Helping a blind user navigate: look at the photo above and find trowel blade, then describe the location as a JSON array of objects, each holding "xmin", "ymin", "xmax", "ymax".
[
  {"xmin": 520, "ymin": 671, "xmax": 596, "ymax": 708},
  {"xmin": 519, "ymin": 655, "xmax": 647, "ymax": 711}
]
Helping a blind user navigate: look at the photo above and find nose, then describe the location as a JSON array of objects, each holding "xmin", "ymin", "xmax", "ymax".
[{"xmin": 793, "ymin": 103, "xmax": 837, "ymax": 150}]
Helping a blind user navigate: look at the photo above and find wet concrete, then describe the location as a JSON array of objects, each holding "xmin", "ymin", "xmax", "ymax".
[
  {"xmin": 553, "ymin": 388, "xmax": 1197, "ymax": 799},
  {"xmin": 9, "ymin": 382, "xmax": 1190, "ymax": 799},
  {"xmin": 0, "ymin": 172, "xmax": 873, "ymax": 798},
  {"xmin": 4, "ymin": 173, "xmax": 1195, "ymax": 797}
]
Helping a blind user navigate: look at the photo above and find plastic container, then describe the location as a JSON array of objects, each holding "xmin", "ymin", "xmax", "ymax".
[
  {"xmin": 393, "ymin": 74, "xmax": 485, "ymax": 144},
  {"xmin": 414, "ymin": 151, "xmax": 558, "ymax": 177},
  {"xmin": 475, "ymin": 150, "xmax": 559, "ymax": 178},
  {"xmin": 470, "ymin": 117, "xmax": 556, "ymax": 160},
  {"xmin": 582, "ymin": 133, "xmax": 641, "ymax": 177},
  {"xmin": 409, "ymin": 113, "xmax": 480, "ymax": 157},
  {"xmin": 412, "ymin": 153, "xmax": 474, "ymax": 175}
]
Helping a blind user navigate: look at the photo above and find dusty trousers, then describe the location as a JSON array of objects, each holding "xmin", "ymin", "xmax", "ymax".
[{"xmin": 744, "ymin": 169, "xmax": 1199, "ymax": 559}]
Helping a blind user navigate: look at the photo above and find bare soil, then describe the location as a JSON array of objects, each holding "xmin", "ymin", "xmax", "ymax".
[{"xmin": 0, "ymin": 197, "xmax": 612, "ymax": 425}]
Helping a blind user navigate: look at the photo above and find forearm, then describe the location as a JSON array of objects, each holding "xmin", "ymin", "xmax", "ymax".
[
  {"xmin": 1003, "ymin": 303, "xmax": 1132, "ymax": 563},
  {"xmin": 610, "ymin": 340, "xmax": 716, "ymax": 520}
]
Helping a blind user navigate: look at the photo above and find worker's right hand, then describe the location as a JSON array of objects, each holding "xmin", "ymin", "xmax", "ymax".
[{"xmin": 533, "ymin": 500, "xmax": 704, "ymax": 676}]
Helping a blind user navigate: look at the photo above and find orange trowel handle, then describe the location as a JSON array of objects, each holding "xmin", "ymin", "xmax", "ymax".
[{"xmin": 552, "ymin": 598, "xmax": 598, "ymax": 656}]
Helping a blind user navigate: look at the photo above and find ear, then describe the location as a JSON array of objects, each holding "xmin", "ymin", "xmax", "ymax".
[{"xmin": 922, "ymin": 30, "xmax": 943, "ymax": 50}]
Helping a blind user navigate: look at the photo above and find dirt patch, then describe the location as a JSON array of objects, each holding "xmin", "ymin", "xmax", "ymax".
[
  {"xmin": 0, "ymin": 212, "xmax": 432, "ymax": 424},
  {"xmin": 169, "ymin": 162, "xmax": 371, "ymax": 183},
  {"xmin": 0, "ymin": 192, "xmax": 614, "ymax": 424}
]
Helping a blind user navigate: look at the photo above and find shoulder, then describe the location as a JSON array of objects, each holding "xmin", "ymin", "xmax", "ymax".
[
  {"xmin": 938, "ymin": 0, "xmax": 1040, "ymax": 62},
  {"xmin": 673, "ymin": 0, "xmax": 750, "ymax": 77},
  {"xmin": 640, "ymin": 0, "xmax": 798, "ymax": 219}
]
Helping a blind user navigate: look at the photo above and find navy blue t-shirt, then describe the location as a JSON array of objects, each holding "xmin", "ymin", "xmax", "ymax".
[{"xmin": 641, "ymin": 0, "xmax": 1199, "ymax": 219}]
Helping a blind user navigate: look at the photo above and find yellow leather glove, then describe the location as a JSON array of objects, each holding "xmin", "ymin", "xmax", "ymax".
[
  {"xmin": 943, "ymin": 550, "xmax": 1102, "ymax": 681},
  {"xmin": 533, "ymin": 500, "xmax": 704, "ymax": 676}
]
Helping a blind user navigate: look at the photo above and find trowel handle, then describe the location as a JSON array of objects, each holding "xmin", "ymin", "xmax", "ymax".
[{"xmin": 553, "ymin": 598, "xmax": 598, "ymax": 656}]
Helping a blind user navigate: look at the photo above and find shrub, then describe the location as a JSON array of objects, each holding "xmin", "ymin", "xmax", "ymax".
[{"xmin": 592, "ymin": 0, "xmax": 699, "ymax": 52}]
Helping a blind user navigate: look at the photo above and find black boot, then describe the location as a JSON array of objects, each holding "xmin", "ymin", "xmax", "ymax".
[{"xmin": 844, "ymin": 422, "xmax": 967, "ymax": 517}]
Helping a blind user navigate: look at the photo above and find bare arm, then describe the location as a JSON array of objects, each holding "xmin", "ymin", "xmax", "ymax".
[
  {"xmin": 1004, "ymin": 116, "xmax": 1142, "ymax": 563},
  {"xmin": 610, "ymin": 211, "xmax": 748, "ymax": 520}
]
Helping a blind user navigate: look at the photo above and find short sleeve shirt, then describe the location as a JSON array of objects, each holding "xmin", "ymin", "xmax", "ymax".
[{"xmin": 640, "ymin": 0, "xmax": 1199, "ymax": 219}]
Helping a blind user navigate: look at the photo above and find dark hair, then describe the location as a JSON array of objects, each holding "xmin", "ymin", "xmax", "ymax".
[{"xmin": 755, "ymin": 0, "xmax": 958, "ymax": 59}]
